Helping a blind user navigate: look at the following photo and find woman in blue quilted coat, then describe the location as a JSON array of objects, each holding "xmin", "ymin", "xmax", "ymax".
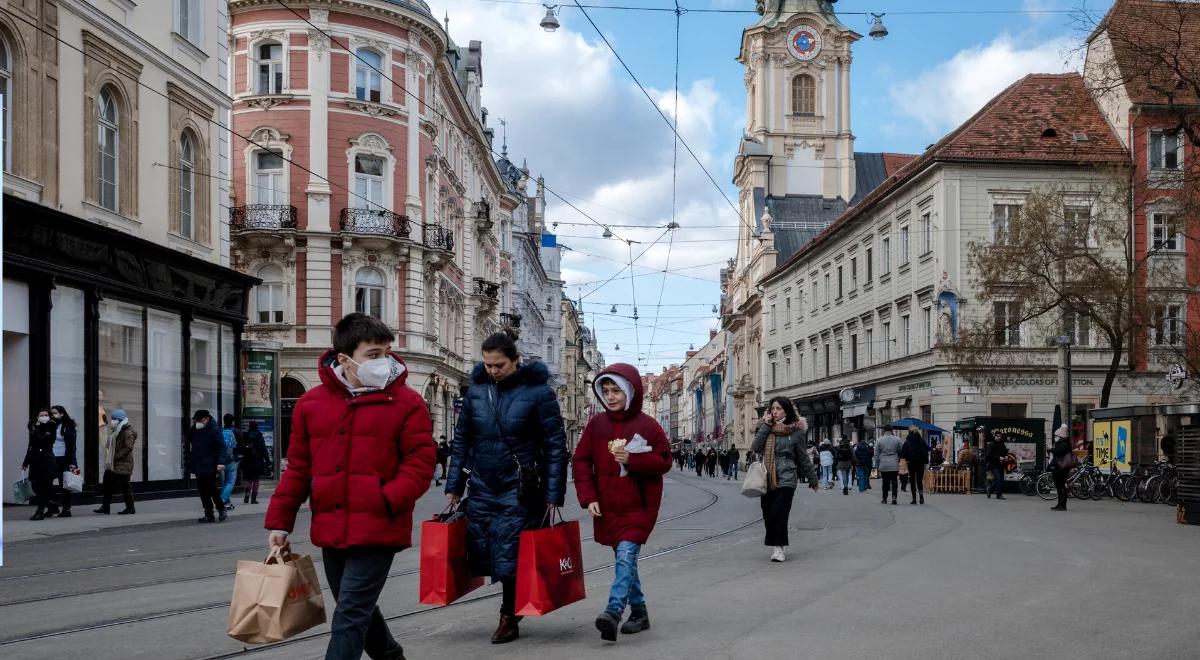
[{"xmin": 445, "ymin": 330, "xmax": 568, "ymax": 645}]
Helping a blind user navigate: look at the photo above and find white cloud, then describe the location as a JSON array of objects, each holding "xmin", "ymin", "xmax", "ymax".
[{"xmin": 888, "ymin": 34, "xmax": 1081, "ymax": 136}]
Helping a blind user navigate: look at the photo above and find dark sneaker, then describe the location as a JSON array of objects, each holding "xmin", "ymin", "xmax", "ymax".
[
  {"xmin": 118, "ymin": 508, "xmax": 136, "ymax": 515},
  {"xmin": 218, "ymin": 508, "xmax": 228, "ymax": 522},
  {"xmin": 595, "ymin": 611, "xmax": 620, "ymax": 642},
  {"xmin": 58, "ymin": 509, "xmax": 73, "ymax": 518},
  {"xmin": 94, "ymin": 507, "xmax": 110, "ymax": 514},
  {"xmin": 198, "ymin": 514, "xmax": 216, "ymax": 523}
]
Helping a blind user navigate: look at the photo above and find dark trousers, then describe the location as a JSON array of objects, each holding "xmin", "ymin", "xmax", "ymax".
[
  {"xmin": 881, "ymin": 471, "xmax": 899, "ymax": 501},
  {"xmin": 1053, "ymin": 467, "xmax": 1069, "ymax": 508},
  {"xmin": 909, "ymin": 465, "xmax": 926, "ymax": 500},
  {"xmin": 322, "ymin": 547, "xmax": 402, "ymax": 660},
  {"xmin": 900, "ymin": 473, "xmax": 909, "ymax": 491},
  {"xmin": 101, "ymin": 470, "xmax": 134, "ymax": 510},
  {"xmin": 32, "ymin": 477, "xmax": 54, "ymax": 509},
  {"xmin": 500, "ymin": 576, "xmax": 518, "ymax": 616},
  {"xmin": 53, "ymin": 457, "xmax": 73, "ymax": 511},
  {"xmin": 760, "ymin": 486, "xmax": 796, "ymax": 547},
  {"xmin": 196, "ymin": 473, "xmax": 223, "ymax": 515},
  {"xmin": 987, "ymin": 466, "xmax": 1006, "ymax": 496}
]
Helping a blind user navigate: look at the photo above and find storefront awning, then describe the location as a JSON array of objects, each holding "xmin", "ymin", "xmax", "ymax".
[
  {"xmin": 892, "ymin": 396, "xmax": 911, "ymax": 408},
  {"xmin": 880, "ymin": 399, "xmax": 893, "ymax": 409},
  {"xmin": 841, "ymin": 403, "xmax": 869, "ymax": 417}
]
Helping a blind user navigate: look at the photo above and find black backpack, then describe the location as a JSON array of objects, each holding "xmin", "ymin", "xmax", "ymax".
[{"xmin": 837, "ymin": 446, "xmax": 853, "ymax": 461}]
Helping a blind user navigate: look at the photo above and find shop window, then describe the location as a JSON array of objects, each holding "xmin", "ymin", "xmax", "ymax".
[
  {"xmin": 220, "ymin": 324, "xmax": 236, "ymax": 422},
  {"xmin": 50, "ymin": 287, "xmax": 87, "ymax": 482},
  {"xmin": 921, "ymin": 405, "xmax": 932, "ymax": 424},
  {"xmin": 99, "ymin": 299, "xmax": 145, "ymax": 481},
  {"xmin": 190, "ymin": 319, "xmax": 219, "ymax": 420},
  {"xmin": 147, "ymin": 310, "xmax": 183, "ymax": 480}
]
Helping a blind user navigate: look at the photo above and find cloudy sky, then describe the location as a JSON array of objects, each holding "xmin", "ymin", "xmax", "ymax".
[{"xmin": 425, "ymin": 0, "xmax": 1110, "ymax": 372}]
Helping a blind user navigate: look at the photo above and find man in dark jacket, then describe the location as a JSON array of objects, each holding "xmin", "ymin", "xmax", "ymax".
[
  {"xmin": 267, "ymin": 313, "xmax": 435, "ymax": 660},
  {"xmin": 727, "ymin": 446, "xmax": 741, "ymax": 480},
  {"xmin": 190, "ymin": 409, "xmax": 229, "ymax": 522},
  {"xmin": 901, "ymin": 428, "xmax": 928, "ymax": 505},
  {"xmin": 435, "ymin": 437, "xmax": 450, "ymax": 486},
  {"xmin": 854, "ymin": 441, "xmax": 874, "ymax": 492},
  {"xmin": 985, "ymin": 430, "xmax": 1009, "ymax": 500}
]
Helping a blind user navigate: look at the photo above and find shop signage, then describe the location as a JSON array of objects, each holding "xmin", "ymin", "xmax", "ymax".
[
  {"xmin": 898, "ymin": 381, "xmax": 932, "ymax": 392},
  {"xmin": 986, "ymin": 377, "xmax": 1094, "ymax": 388},
  {"xmin": 958, "ymin": 386, "xmax": 980, "ymax": 395}
]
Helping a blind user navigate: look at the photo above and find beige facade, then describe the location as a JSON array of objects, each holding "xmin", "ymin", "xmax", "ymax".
[{"xmin": 679, "ymin": 330, "xmax": 728, "ymax": 449}]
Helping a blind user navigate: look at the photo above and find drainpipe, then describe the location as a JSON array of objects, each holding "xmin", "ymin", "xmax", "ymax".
[{"xmin": 1130, "ymin": 106, "xmax": 1141, "ymax": 374}]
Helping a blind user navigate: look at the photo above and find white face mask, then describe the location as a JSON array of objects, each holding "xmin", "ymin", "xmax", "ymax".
[
  {"xmin": 348, "ymin": 356, "xmax": 393, "ymax": 390},
  {"xmin": 37, "ymin": 415, "xmax": 50, "ymax": 424},
  {"xmin": 195, "ymin": 421, "xmax": 206, "ymax": 430},
  {"xmin": 111, "ymin": 419, "xmax": 121, "ymax": 428}
]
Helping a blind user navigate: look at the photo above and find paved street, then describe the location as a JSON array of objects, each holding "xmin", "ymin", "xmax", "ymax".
[{"xmin": 1, "ymin": 471, "xmax": 1196, "ymax": 660}]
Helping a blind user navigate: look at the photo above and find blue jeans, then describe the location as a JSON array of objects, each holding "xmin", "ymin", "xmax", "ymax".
[
  {"xmin": 839, "ymin": 467, "xmax": 852, "ymax": 491},
  {"xmin": 322, "ymin": 547, "xmax": 402, "ymax": 660},
  {"xmin": 220, "ymin": 460, "xmax": 239, "ymax": 504},
  {"xmin": 820, "ymin": 465, "xmax": 833, "ymax": 487},
  {"xmin": 857, "ymin": 466, "xmax": 870, "ymax": 492},
  {"xmin": 730, "ymin": 462, "xmax": 739, "ymax": 480},
  {"xmin": 987, "ymin": 466, "xmax": 1006, "ymax": 496},
  {"xmin": 606, "ymin": 541, "xmax": 645, "ymax": 615}
]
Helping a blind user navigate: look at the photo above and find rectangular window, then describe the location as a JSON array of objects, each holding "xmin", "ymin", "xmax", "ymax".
[
  {"xmin": 824, "ymin": 273, "xmax": 831, "ymax": 304},
  {"xmin": 900, "ymin": 225, "xmax": 910, "ymax": 265},
  {"xmin": 798, "ymin": 349, "xmax": 804, "ymax": 382},
  {"xmin": 785, "ymin": 357, "xmax": 792, "ymax": 383},
  {"xmin": 881, "ymin": 237, "xmax": 891, "ymax": 274},
  {"xmin": 1065, "ymin": 309, "xmax": 1091, "ymax": 347},
  {"xmin": 920, "ymin": 211, "xmax": 932, "ymax": 254},
  {"xmin": 1153, "ymin": 304, "xmax": 1183, "ymax": 346},
  {"xmin": 836, "ymin": 342, "xmax": 843, "ymax": 374},
  {"xmin": 1150, "ymin": 129, "xmax": 1182, "ymax": 170},
  {"xmin": 50, "ymin": 287, "xmax": 88, "ymax": 483},
  {"xmin": 101, "ymin": 300, "xmax": 146, "ymax": 481},
  {"xmin": 850, "ymin": 257, "xmax": 858, "ymax": 290},
  {"xmin": 812, "ymin": 347, "xmax": 818, "ymax": 377},
  {"xmin": 866, "ymin": 247, "xmax": 873, "ymax": 281},
  {"xmin": 770, "ymin": 304, "xmax": 777, "ymax": 331},
  {"xmin": 866, "ymin": 328, "xmax": 874, "ymax": 366},
  {"xmin": 1066, "ymin": 207, "xmax": 1092, "ymax": 248},
  {"xmin": 148, "ymin": 310, "xmax": 183, "ymax": 480},
  {"xmin": 771, "ymin": 361, "xmax": 777, "ymax": 389},
  {"xmin": 257, "ymin": 43, "xmax": 284, "ymax": 95},
  {"xmin": 883, "ymin": 322, "xmax": 891, "ymax": 361},
  {"xmin": 850, "ymin": 334, "xmax": 858, "ymax": 370},
  {"xmin": 220, "ymin": 324, "xmax": 236, "ymax": 423},
  {"xmin": 824, "ymin": 343, "xmax": 831, "ymax": 377},
  {"xmin": 177, "ymin": 0, "xmax": 201, "ymax": 43},
  {"xmin": 254, "ymin": 150, "xmax": 285, "ymax": 205},
  {"xmin": 902, "ymin": 314, "xmax": 911, "ymax": 356},
  {"xmin": 992, "ymin": 204, "xmax": 1020, "ymax": 245},
  {"xmin": 811, "ymin": 279, "xmax": 818, "ymax": 310},
  {"xmin": 785, "ymin": 296, "xmax": 792, "ymax": 326},
  {"xmin": 353, "ymin": 154, "xmax": 385, "ymax": 208},
  {"xmin": 993, "ymin": 301, "xmax": 1022, "ymax": 347},
  {"xmin": 837, "ymin": 265, "xmax": 844, "ymax": 299},
  {"xmin": 923, "ymin": 307, "xmax": 932, "ymax": 350},
  {"xmin": 1151, "ymin": 212, "xmax": 1181, "ymax": 252}
]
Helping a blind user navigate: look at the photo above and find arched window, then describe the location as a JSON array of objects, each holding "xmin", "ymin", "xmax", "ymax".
[
  {"xmin": 179, "ymin": 132, "xmax": 196, "ymax": 239},
  {"xmin": 256, "ymin": 42, "xmax": 284, "ymax": 95},
  {"xmin": 355, "ymin": 268, "xmax": 386, "ymax": 319},
  {"xmin": 255, "ymin": 264, "xmax": 284, "ymax": 324},
  {"xmin": 355, "ymin": 49, "xmax": 382, "ymax": 103},
  {"xmin": 97, "ymin": 86, "xmax": 119, "ymax": 211},
  {"xmin": 0, "ymin": 34, "xmax": 11, "ymax": 171},
  {"xmin": 792, "ymin": 74, "xmax": 815, "ymax": 115}
]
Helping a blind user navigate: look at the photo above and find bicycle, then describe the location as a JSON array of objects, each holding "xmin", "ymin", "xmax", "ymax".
[{"xmin": 1016, "ymin": 465, "xmax": 1042, "ymax": 497}]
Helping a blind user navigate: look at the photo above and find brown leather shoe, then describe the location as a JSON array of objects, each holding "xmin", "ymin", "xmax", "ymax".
[{"xmin": 491, "ymin": 614, "xmax": 521, "ymax": 644}]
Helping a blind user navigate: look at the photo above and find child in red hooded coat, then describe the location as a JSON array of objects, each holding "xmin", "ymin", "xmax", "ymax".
[{"xmin": 573, "ymin": 363, "xmax": 672, "ymax": 643}]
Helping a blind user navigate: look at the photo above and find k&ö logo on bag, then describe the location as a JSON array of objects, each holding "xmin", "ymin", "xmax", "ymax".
[
  {"xmin": 286, "ymin": 582, "xmax": 316, "ymax": 602},
  {"xmin": 558, "ymin": 557, "xmax": 574, "ymax": 574}
]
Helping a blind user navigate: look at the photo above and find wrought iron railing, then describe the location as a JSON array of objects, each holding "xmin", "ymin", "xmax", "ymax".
[
  {"xmin": 500, "ymin": 312, "xmax": 522, "ymax": 329},
  {"xmin": 339, "ymin": 208, "xmax": 412, "ymax": 238},
  {"xmin": 230, "ymin": 204, "xmax": 297, "ymax": 231},
  {"xmin": 424, "ymin": 223, "xmax": 454, "ymax": 252},
  {"xmin": 474, "ymin": 278, "xmax": 500, "ymax": 300}
]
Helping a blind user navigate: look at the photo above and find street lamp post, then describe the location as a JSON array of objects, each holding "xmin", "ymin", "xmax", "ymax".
[{"xmin": 1051, "ymin": 335, "xmax": 1074, "ymax": 430}]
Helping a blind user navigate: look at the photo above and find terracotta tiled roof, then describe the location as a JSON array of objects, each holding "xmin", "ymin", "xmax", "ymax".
[
  {"xmin": 1090, "ymin": 0, "xmax": 1200, "ymax": 106},
  {"xmin": 882, "ymin": 153, "xmax": 918, "ymax": 176},
  {"xmin": 763, "ymin": 73, "xmax": 1129, "ymax": 284}
]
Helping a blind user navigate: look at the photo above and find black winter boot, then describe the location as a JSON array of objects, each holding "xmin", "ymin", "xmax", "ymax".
[
  {"xmin": 30, "ymin": 507, "xmax": 46, "ymax": 521},
  {"xmin": 244, "ymin": 492, "xmax": 250, "ymax": 504},
  {"xmin": 621, "ymin": 605, "xmax": 650, "ymax": 634},
  {"xmin": 595, "ymin": 611, "xmax": 620, "ymax": 642},
  {"xmin": 218, "ymin": 507, "xmax": 228, "ymax": 522}
]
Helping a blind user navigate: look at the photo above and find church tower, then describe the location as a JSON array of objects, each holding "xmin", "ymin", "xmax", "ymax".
[{"xmin": 737, "ymin": 0, "xmax": 859, "ymax": 203}]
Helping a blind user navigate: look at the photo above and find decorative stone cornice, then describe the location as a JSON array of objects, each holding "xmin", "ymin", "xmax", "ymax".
[
  {"xmin": 346, "ymin": 100, "xmax": 401, "ymax": 117},
  {"xmin": 243, "ymin": 95, "xmax": 293, "ymax": 110}
]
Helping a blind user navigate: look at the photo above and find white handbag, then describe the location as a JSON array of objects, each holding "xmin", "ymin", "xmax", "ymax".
[
  {"xmin": 740, "ymin": 461, "xmax": 768, "ymax": 498},
  {"xmin": 62, "ymin": 470, "xmax": 84, "ymax": 494}
]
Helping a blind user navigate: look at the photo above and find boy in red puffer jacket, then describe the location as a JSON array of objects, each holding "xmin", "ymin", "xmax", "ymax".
[
  {"xmin": 573, "ymin": 363, "xmax": 672, "ymax": 643},
  {"xmin": 265, "ymin": 313, "xmax": 436, "ymax": 660}
]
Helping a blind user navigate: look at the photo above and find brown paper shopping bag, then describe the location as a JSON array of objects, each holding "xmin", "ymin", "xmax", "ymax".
[{"xmin": 227, "ymin": 547, "xmax": 327, "ymax": 643}]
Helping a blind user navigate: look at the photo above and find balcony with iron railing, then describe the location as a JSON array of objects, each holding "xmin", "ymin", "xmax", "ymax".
[
  {"xmin": 474, "ymin": 278, "xmax": 500, "ymax": 301},
  {"xmin": 424, "ymin": 223, "xmax": 454, "ymax": 252},
  {"xmin": 500, "ymin": 312, "xmax": 522, "ymax": 329},
  {"xmin": 340, "ymin": 208, "xmax": 412, "ymax": 237},
  {"xmin": 230, "ymin": 204, "xmax": 297, "ymax": 231}
]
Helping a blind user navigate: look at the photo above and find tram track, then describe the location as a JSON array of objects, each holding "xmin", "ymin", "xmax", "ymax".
[{"xmin": 0, "ymin": 475, "xmax": 730, "ymax": 648}]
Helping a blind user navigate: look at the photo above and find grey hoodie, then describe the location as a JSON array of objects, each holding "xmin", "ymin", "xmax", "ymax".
[{"xmin": 873, "ymin": 433, "xmax": 902, "ymax": 472}]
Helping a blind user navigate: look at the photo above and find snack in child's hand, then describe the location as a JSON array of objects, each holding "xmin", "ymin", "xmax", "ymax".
[{"xmin": 608, "ymin": 438, "xmax": 627, "ymax": 454}]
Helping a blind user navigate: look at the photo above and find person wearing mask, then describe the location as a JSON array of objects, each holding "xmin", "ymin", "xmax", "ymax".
[
  {"xmin": 220, "ymin": 414, "xmax": 244, "ymax": 511},
  {"xmin": 834, "ymin": 439, "xmax": 856, "ymax": 496},
  {"xmin": 446, "ymin": 330, "xmax": 568, "ymax": 645},
  {"xmin": 751, "ymin": 397, "xmax": 819, "ymax": 562},
  {"xmin": 727, "ymin": 445, "xmax": 741, "ymax": 481},
  {"xmin": 190, "ymin": 410, "xmax": 229, "ymax": 523},
  {"xmin": 266, "ymin": 312, "xmax": 435, "ymax": 660},
  {"xmin": 240, "ymin": 421, "xmax": 269, "ymax": 504},
  {"xmin": 901, "ymin": 426, "xmax": 928, "ymax": 505},
  {"xmin": 818, "ymin": 442, "xmax": 835, "ymax": 490},
  {"xmin": 94, "ymin": 409, "xmax": 137, "ymax": 515},
  {"xmin": 874, "ymin": 429, "xmax": 902, "ymax": 505},
  {"xmin": 1050, "ymin": 424, "xmax": 1075, "ymax": 511},
  {"xmin": 23, "ymin": 409, "xmax": 59, "ymax": 520},
  {"xmin": 985, "ymin": 430, "xmax": 1009, "ymax": 500},
  {"xmin": 573, "ymin": 364, "xmax": 671, "ymax": 641},
  {"xmin": 853, "ymin": 440, "xmax": 874, "ymax": 493},
  {"xmin": 48, "ymin": 406, "xmax": 79, "ymax": 517}
]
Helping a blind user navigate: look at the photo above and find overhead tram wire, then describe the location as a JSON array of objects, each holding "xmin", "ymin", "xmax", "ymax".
[
  {"xmin": 0, "ymin": 8, "xmax": 404, "ymax": 222},
  {"xmin": 272, "ymin": 1, "xmax": 639, "ymax": 246},
  {"xmin": 476, "ymin": 0, "xmax": 1078, "ymax": 16},
  {"xmin": 648, "ymin": 1, "xmax": 684, "ymax": 366},
  {"xmin": 628, "ymin": 239, "xmax": 641, "ymax": 365}
]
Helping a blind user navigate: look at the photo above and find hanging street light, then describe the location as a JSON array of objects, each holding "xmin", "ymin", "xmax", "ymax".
[
  {"xmin": 869, "ymin": 13, "xmax": 889, "ymax": 40},
  {"xmin": 615, "ymin": 344, "xmax": 621, "ymax": 351},
  {"xmin": 539, "ymin": 5, "xmax": 561, "ymax": 33},
  {"xmin": 610, "ymin": 304, "xmax": 618, "ymax": 314},
  {"xmin": 602, "ymin": 226, "xmax": 613, "ymax": 238},
  {"xmin": 712, "ymin": 304, "xmax": 719, "ymax": 313},
  {"xmin": 632, "ymin": 307, "xmax": 639, "ymax": 321}
]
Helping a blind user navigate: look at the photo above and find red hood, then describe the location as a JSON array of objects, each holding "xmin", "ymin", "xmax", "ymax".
[
  {"xmin": 594, "ymin": 363, "xmax": 644, "ymax": 421},
  {"xmin": 316, "ymin": 349, "xmax": 409, "ymax": 396}
]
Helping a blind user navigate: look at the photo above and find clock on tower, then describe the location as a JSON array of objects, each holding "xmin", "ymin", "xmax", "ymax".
[{"xmin": 786, "ymin": 24, "xmax": 823, "ymax": 61}]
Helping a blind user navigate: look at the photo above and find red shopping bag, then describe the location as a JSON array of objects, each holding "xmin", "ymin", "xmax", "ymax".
[
  {"xmin": 419, "ymin": 516, "xmax": 484, "ymax": 606},
  {"xmin": 514, "ymin": 513, "xmax": 586, "ymax": 616}
]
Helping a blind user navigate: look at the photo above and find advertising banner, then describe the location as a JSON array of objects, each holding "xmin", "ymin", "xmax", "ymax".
[{"xmin": 1093, "ymin": 420, "xmax": 1113, "ymax": 470}]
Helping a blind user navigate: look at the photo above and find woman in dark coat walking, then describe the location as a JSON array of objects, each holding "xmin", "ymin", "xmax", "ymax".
[
  {"xmin": 23, "ymin": 409, "xmax": 59, "ymax": 520},
  {"xmin": 446, "ymin": 332, "xmax": 568, "ymax": 645},
  {"xmin": 751, "ymin": 397, "xmax": 819, "ymax": 563},
  {"xmin": 1050, "ymin": 424, "xmax": 1074, "ymax": 511},
  {"xmin": 985, "ymin": 430, "xmax": 1009, "ymax": 500},
  {"xmin": 48, "ymin": 405, "xmax": 79, "ymax": 517},
  {"xmin": 900, "ymin": 427, "xmax": 928, "ymax": 505},
  {"xmin": 239, "ymin": 420, "xmax": 269, "ymax": 503}
]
